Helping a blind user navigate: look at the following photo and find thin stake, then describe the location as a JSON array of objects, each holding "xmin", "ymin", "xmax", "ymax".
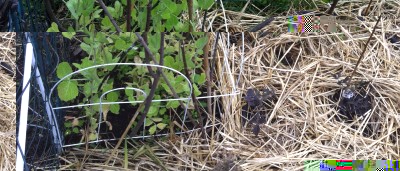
[
  {"xmin": 347, "ymin": 14, "xmax": 382, "ymax": 87},
  {"xmin": 326, "ymin": 0, "xmax": 339, "ymax": 15},
  {"xmin": 363, "ymin": 0, "xmax": 374, "ymax": 16}
]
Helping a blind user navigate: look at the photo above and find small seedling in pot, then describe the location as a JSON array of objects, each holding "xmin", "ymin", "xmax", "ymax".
[{"xmin": 332, "ymin": 15, "xmax": 382, "ymax": 133}]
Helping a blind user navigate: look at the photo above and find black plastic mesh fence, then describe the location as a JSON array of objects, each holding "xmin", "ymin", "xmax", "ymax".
[
  {"xmin": 0, "ymin": 0, "xmax": 19, "ymax": 31},
  {"xmin": 17, "ymin": 0, "xmax": 62, "ymax": 32},
  {"xmin": 16, "ymin": 32, "xmax": 72, "ymax": 170}
]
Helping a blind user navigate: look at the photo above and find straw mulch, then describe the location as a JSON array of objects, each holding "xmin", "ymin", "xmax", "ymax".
[
  {"xmin": 0, "ymin": 32, "xmax": 16, "ymax": 171},
  {"xmin": 59, "ymin": 1, "xmax": 399, "ymax": 170}
]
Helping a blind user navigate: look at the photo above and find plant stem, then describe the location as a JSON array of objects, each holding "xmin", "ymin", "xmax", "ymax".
[
  {"xmin": 201, "ymin": 9, "xmax": 208, "ymax": 32},
  {"xmin": 210, "ymin": 32, "xmax": 220, "ymax": 80},
  {"xmin": 126, "ymin": 0, "xmax": 132, "ymax": 31},
  {"xmin": 97, "ymin": 0, "xmax": 122, "ymax": 32},
  {"xmin": 130, "ymin": 32, "xmax": 165, "ymax": 137},
  {"xmin": 187, "ymin": 0, "xmax": 193, "ymax": 32},
  {"xmin": 134, "ymin": 33, "xmax": 198, "ymax": 127},
  {"xmin": 326, "ymin": 0, "xmax": 339, "ymax": 15},
  {"xmin": 145, "ymin": 0, "xmax": 152, "ymax": 32},
  {"xmin": 180, "ymin": 40, "xmax": 204, "ymax": 133},
  {"xmin": 347, "ymin": 14, "xmax": 382, "ymax": 87},
  {"xmin": 44, "ymin": 0, "xmax": 67, "ymax": 31},
  {"xmin": 364, "ymin": 0, "xmax": 374, "ymax": 16},
  {"xmin": 203, "ymin": 33, "xmax": 212, "ymax": 117}
]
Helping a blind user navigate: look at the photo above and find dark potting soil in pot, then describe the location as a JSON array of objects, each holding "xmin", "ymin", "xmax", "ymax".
[{"xmin": 330, "ymin": 82, "xmax": 378, "ymax": 138}]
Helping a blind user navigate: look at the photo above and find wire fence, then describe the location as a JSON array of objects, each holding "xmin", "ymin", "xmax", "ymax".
[
  {"xmin": 16, "ymin": 32, "xmax": 243, "ymax": 170},
  {"xmin": 16, "ymin": 32, "xmax": 73, "ymax": 170}
]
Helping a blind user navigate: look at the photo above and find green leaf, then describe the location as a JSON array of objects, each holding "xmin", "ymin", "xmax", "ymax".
[
  {"xmin": 151, "ymin": 117, "xmax": 163, "ymax": 122},
  {"xmin": 198, "ymin": 0, "xmax": 214, "ymax": 9},
  {"xmin": 64, "ymin": 121, "xmax": 72, "ymax": 128},
  {"xmin": 65, "ymin": 129, "xmax": 71, "ymax": 136},
  {"xmin": 115, "ymin": 39, "xmax": 127, "ymax": 50},
  {"xmin": 145, "ymin": 119, "xmax": 154, "ymax": 126},
  {"xmin": 147, "ymin": 105, "xmax": 159, "ymax": 117},
  {"xmin": 114, "ymin": 1, "xmax": 123, "ymax": 18},
  {"xmin": 148, "ymin": 33, "xmax": 161, "ymax": 53},
  {"xmin": 159, "ymin": 108, "xmax": 166, "ymax": 114},
  {"xmin": 193, "ymin": 84, "xmax": 201, "ymax": 96},
  {"xmin": 195, "ymin": 37, "xmax": 208, "ymax": 49},
  {"xmin": 194, "ymin": 73, "xmax": 206, "ymax": 85},
  {"xmin": 156, "ymin": 123, "xmax": 167, "ymax": 129},
  {"xmin": 165, "ymin": 16, "xmax": 178, "ymax": 31},
  {"xmin": 62, "ymin": 32, "xmax": 76, "ymax": 39},
  {"xmin": 57, "ymin": 80, "xmax": 79, "ymax": 101},
  {"xmin": 89, "ymin": 133, "xmax": 97, "ymax": 140},
  {"xmin": 80, "ymin": 42, "xmax": 91, "ymax": 54},
  {"xmin": 149, "ymin": 125, "xmax": 157, "ymax": 135},
  {"xmin": 47, "ymin": 22, "xmax": 60, "ymax": 32},
  {"xmin": 161, "ymin": 12, "xmax": 170, "ymax": 19},
  {"xmin": 66, "ymin": 0, "xmax": 79, "ymax": 19},
  {"xmin": 102, "ymin": 82, "xmax": 113, "ymax": 94},
  {"xmin": 107, "ymin": 92, "xmax": 119, "ymax": 101},
  {"xmin": 101, "ymin": 17, "xmax": 112, "ymax": 30},
  {"xmin": 163, "ymin": 56, "xmax": 175, "ymax": 68},
  {"xmin": 72, "ymin": 127, "xmax": 80, "ymax": 134},
  {"xmin": 110, "ymin": 104, "xmax": 120, "ymax": 114},
  {"xmin": 56, "ymin": 62, "xmax": 73, "ymax": 79},
  {"xmin": 166, "ymin": 100, "xmax": 180, "ymax": 109}
]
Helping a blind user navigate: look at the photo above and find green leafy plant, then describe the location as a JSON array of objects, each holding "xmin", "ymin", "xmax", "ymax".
[
  {"xmin": 56, "ymin": 32, "xmax": 208, "ymax": 139},
  {"xmin": 48, "ymin": 0, "xmax": 215, "ymax": 32}
]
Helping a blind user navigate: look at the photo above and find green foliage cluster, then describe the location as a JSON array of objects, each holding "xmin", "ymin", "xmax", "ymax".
[
  {"xmin": 48, "ymin": 0, "xmax": 214, "ymax": 32},
  {"xmin": 56, "ymin": 32, "xmax": 208, "ymax": 139}
]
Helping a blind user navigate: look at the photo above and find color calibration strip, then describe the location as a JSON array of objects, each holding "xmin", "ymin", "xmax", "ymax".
[
  {"xmin": 304, "ymin": 160, "xmax": 399, "ymax": 171},
  {"xmin": 287, "ymin": 15, "xmax": 336, "ymax": 33}
]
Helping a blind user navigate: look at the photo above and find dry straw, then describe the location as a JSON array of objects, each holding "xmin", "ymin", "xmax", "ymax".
[
  {"xmin": 58, "ymin": 1, "xmax": 399, "ymax": 170},
  {"xmin": 0, "ymin": 32, "xmax": 16, "ymax": 171}
]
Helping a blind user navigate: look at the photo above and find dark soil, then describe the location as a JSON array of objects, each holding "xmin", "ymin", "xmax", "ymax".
[
  {"xmin": 330, "ymin": 83, "xmax": 377, "ymax": 138},
  {"xmin": 275, "ymin": 42, "xmax": 301, "ymax": 67},
  {"xmin": 242, "ymin": 88, "xmax": 277, "ymax": 136},
  {"xmin": 331, "ymin": 87, "xmax": 372, "ymax": 122}
]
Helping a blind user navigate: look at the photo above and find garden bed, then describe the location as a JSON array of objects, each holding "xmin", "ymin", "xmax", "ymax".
[{"xmin": 51, "ymin": 1, "xmax": 400, "ymax": 170}]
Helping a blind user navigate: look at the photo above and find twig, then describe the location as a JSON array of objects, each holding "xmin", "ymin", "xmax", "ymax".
[
  {"xmin": 180, "ymin": 40, "xmax": 204, "ymax": 133},
  {"xmin": 126, "ymin": 0, "xmax": 132, "ymax": 31},
  {"xmin": 134, "ymin": 33, "xmax": 198, "ymax": 127},
  {"xmin": 347, "ymin": 14, "xmax": 382, "ymax": 87},
  {"xmin": 105, "ymin": 33, "xmax": 166, "ymax": 166},
  {"xmin": 44, "ymin": 0, "xmax": 67, "ymax": 31},
  {"xmin": 363, "ymin": 0, "xmax": 374, "ymax": 16},
  {"xmin": 248, "ymin": 17, "xmax": 275, "ymax": 32},
  {"xmin": 143, "ymin": 1, "xmax": 155, "ymax": 77},
  {"xmin": 210, "ymin": 32, "xmax": 220, "ymax": 80},
  {"xmin": 201, "ymin": 9, "xmax": 208, "ymax": 32},
  {"xmin": 326, "ymin": 0, "xmax": 339, "ymax": 15},
  {"xmin": 203, "ymin": 33, "xmax": 212, "ymax": 117},
  {"xmin": 187, "ymin": 0, "xmax": 193, "ymax": 32},
  {"xmin": 130, "ymin": 32, "xmax": 165, "ymax": 137},
  {"xmin": 145, "ymin": 0, "xmax": 152, "ymax": 32},
  {"xmin": 97, "ymin": 0, "xmax": 122, "ymax": 32}
]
